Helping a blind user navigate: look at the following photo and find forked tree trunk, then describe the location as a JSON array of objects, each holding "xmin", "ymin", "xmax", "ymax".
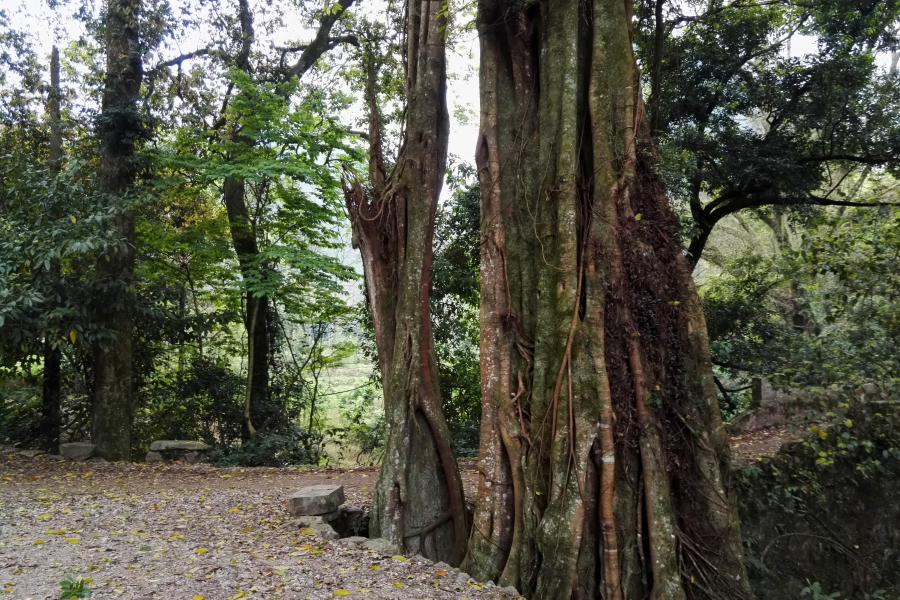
[
  {"xmin": 343, "ymin": 0, "xmax": 467, "ymax": 565},
  {"xmin": 464, "ymin": 1, "xmax": 750, "ymax": 598},
  {"xmin": 92, "ymin": 0, "xmax": 143, "ymax": 462}
]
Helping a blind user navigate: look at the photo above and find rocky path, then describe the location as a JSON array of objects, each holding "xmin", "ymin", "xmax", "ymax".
[{"xmin": 0, "ymin": 455, "xmax": 504, "ymax": 600}]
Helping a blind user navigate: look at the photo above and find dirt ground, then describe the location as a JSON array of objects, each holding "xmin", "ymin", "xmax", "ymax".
[
  {"xmin": 0, "ymin": 430, "xmax": 793, "ymax": 600},
  {"xmin": 0, "ymin": 455, "xmax": 501, "ymax": 600},
  {"xmin": 729, "ymin": 424, "xmax": 805, "ymax": 465}
]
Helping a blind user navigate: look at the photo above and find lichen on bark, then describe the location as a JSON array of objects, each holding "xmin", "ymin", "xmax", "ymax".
[{"xmin": 464, "ymin": 0, "xmax": 752, "ymax": 598}]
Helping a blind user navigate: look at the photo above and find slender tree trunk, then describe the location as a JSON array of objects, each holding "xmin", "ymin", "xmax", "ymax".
[
  {"xmin": 343, "ymin": 0, "xmax": 467, "ymax": 565},
  {"xmin": 92, "ymin": 0, "xmax": 143, "ymax": 462},
  {"xmin": 222, "ymin": 0, "xmax": 355, "ymax": 436},
  {"xmin": 649, "ymin": 0, "xmax": 665, "ymax": 135},
  {"xmin": 41, "ymin": 45, "xmax": 63, "ymax": 453},
  {"xmin": 221, "ymin": 0, "xmax": 268, "ymax": 437},
  {"xmin": 464, "ymin": 1, "xmax": 750, "ymax": 598}
]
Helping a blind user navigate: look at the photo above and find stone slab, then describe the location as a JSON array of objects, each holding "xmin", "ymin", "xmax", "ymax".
[
  {"xmin": 149, "ymin": 440, "xmax": 211, "ymax": 452},
  {"xmin": 288, "ymin": 484, "xmax": 345, "ymax": 516},
  {"xmin": 60, "ymin": 442, "xmax": 96, "ymax": 462}
]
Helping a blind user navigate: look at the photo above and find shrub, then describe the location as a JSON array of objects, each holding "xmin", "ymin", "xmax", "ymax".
[{"xmin": 208, "ymin": 426, "xmax": 324, "ymax": 467}]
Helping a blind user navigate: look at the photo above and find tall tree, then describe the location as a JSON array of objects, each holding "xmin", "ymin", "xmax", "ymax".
[
  {"xmin": 343, "ymin": 0, "xmax": 468, "ymax": 565},
  {"xmin": 219, "ymin": 0, "xmax": 356, "ymax": 437},
  {"xmin": 40, "ymin": 45, "xmax": 63, "ymax": 453},
  {"xmin": 92, "ymin": 0, "xmax": 145, "ymax": 461},
  {"xmin": 464, "ymin": 1, "xmax": 749, "ymax": 598}
]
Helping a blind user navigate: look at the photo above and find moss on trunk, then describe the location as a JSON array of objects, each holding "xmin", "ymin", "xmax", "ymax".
[
  {"xmin": 344, "ymin": 0, "xmax": 468, "ymax": 566},
  {"xmin": 92, "ymin": 0, "xmax": 143, "ymax": 462},
  {"xmin": 464, "ymin": 1, "xmax": 750, "ymax": 598}
]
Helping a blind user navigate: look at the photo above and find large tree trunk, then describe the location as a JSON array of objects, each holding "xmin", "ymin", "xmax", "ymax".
[
  {"xmin": 464, "ymin": 1, "xmax": 750, "ymax": 598},
  {"xmin": 92, "ymin": 0, "xmax": 143, "ymax": 462},
  {"xmin": 343, "ymin": 0, "xmax": 467, "ymax": 565},
  {"xmin": 41, "ymin": 45, "xmax": 63, "ymax": 453}
]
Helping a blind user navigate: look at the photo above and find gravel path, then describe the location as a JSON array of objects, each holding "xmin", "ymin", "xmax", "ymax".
[{"xmin": 0, "ymin": 454, "xmax": 512, "ymax": 600}]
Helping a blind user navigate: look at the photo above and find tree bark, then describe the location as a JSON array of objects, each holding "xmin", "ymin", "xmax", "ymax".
[
  {"xmin": 41, "ymin": 45, "xmax": 63, "ymax": 453},
  {"xmin": 92, "ymin": 0, "xmax": 143, "ymax": 462},
  {"xmin": 343, "ymin": 0, "xmax": 467, "ymax": 565},
  {"xmin": 464, "ymin": 1, "xmax": 750, "ymax": 598}
]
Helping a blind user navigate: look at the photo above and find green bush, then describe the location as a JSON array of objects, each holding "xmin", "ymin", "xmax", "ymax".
[{"xmin": 208, "ymin": 426, "xmax": 324, "ymax": 467}]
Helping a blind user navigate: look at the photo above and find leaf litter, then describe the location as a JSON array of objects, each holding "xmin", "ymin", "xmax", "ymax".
[{"xmin": 0, "ymin": 453, "xmax": 512, "ymax": 599}]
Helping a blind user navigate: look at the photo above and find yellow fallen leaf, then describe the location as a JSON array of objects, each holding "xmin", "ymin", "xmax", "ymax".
[
  {"xmin": 229, "ymin": 508, "xmax": 239, "ymax": 512},
  {"xmin": 241, "ymin": 527, "xmax": 255, "ymax": 533},
  {"xmin": 391, "ymin": 555, "xmax": 406, "ymax": 561},
  {"xmin": 369, "ymin": 565, "xmax": 380, "ymax": 570},
  {"xmin": 196, "ymin": 547, "xmax": 208, "ymax": 555},
  {"xmin": 38, "ymin": 513, "xmax": 51, "ymax": 519},
  {"xmin": 63, "ymin": 538, "xmax": 80, "ymax": 543},
  {"xmin": 33, "ymin": 540, "xmax": 45, "ymax": 545},
  {"xmin": 220, "ymin": 474, "xmax": 232, "ymax": 478},
  {"xmin": 272, "ymin": 566, "xmax": 289, "ymax": 576},
  {"xmin": 193, "ymin": 596, "xmax": 205, "ymax": 600},
  {"xmin": 393, "ymin": 581, "xmax": 403, "ymax": 588},
  {"xmin": 334, "ymin": 591, "xmax": 350, "ymax": 596}
]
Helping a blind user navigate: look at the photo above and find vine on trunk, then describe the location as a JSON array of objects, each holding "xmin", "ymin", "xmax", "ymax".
[
  {"xmin": 464, "ymin": 0, "xmax": 751, "ymax": 598},
  {"xmin": 343, "ymin": 0, "xmax": 468, "ymax": 566}
]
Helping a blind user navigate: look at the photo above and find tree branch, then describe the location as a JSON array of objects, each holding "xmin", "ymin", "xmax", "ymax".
[
  {"xmin": 688, "ymin": 192, "xmax": 898, "ymax": 269},
  {"xmin": 288, "ymin": 0, "xmax": 357, "ymax": 79},
  {"xmin": 799, "ymin": 154, "xmax": 898, "ymax": 165},
  {"xmin": 152, "ymin": 48, "xmax": 212, "ymax": 72}
]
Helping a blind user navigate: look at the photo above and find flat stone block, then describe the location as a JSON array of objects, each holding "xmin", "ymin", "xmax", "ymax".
[
  {"xmin": 60, "ymin": 442, "xmax": 96, "ymax": 462},
  {"xmin": 145, "ymin": 451, "xmax": 163, "ymax": 463},
  {"xmin": 288, "ymin": 484, "xmax": 345, "ymax": 516},
  {"xmin": 149, "ymin": 440, "xmax": 211, "ymax": 452},
  {"xmin": 18, "ymin": 450, "xmax": 43, "ymax": 458}
]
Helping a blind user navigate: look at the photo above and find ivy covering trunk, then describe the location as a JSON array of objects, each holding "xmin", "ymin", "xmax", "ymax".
[
  {"xmin": 464, "ymin": 0, "xmax": 750, "ymax": 598},
  {"xmin": 92, "ymin": 0, "xmax": 144, "ymax": 462}
]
